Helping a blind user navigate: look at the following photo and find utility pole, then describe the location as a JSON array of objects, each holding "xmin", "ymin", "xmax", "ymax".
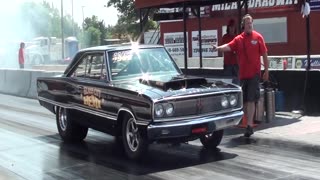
[
  {"xmin": 82, "ymin": 6, "xmax": 85, "ymax": 30},
  {"xmin": 61, "ymin": 0, "xmax": 64, "ymax": 60},
  {"xmin": 72, "ymin": 0, "xmax": 74, "ymax": 36}
]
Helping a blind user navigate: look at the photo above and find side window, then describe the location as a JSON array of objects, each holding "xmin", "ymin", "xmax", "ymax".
[
  {"xmin": 72, "ymin": 53, "xmax": 106, "ymax": 80},
  {"xmin": 73, "ymin": 56, "xmax": 89, "ymax": 77},
  {"xmin": 87, "ymin": 54, "xmax": 105, "ymax": 79}
]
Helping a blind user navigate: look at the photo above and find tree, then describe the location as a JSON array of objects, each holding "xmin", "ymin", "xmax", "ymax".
[
  {"xmin": 81, "ymin": 15, "xmax": 107, "ymax": 47},
  {"xmin": 107, "ymin": 0, "xmax": 157, "ymax": 40},
  {"xmin": 82, "ymin": 27, "xmax": 102, "ymax": 47},
  {"xmin": 19, "ymin": 1, "xmax": 80, "ymax": 39},
  {"xmin": 63, "ymin": 14, "xmax": 81, "ymax": 37}
]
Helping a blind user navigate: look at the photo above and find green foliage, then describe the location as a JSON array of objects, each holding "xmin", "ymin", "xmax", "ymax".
[
  {"xmin": 63, "ymin": 14, "xmax": 81, "ymax": 37},
  {"xmin": 108, "ymin": 0, "xmax": 136, "ymax": 22},
  {"xmin": 19, "ymin": 1, "xmax": 80, "ymax": 39},
  {"xmin": 82, "ymin": 26, "xmax": 102, "ymax": 47},
  {"xmin": 20, "ymin": 1, "xmax": 53, "ymax": 37},
  {"xmin": 18, "ymin": 0, "xmax": 158, "ymax": 47},
  {"xmin": 77, "ymin": 15, "xmax": 111, "ymax": 47},
  {"xmin": 107, "ymin": 0, "xmax": 157, "ymax": 40},
  {"xmin": 82, "ymin": 15, "xmax": 107, "ymax": 45}
]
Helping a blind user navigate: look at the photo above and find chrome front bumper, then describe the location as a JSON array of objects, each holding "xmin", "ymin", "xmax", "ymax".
[{"xmin": 147, "ymin": 110, "xmax": 243, "ymax": 140}]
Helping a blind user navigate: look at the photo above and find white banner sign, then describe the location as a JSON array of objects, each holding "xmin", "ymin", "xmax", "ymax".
[
  {"xmin": 192, "ymin": 30, "xmax": 218, "ymax": 57},
  {"xmin": 211, "ymin": 0, "xmax": 298, "ymax": 11},
  {"xmin": 163, "ymin": 32, "xmax": 188, "ymax": 58}
]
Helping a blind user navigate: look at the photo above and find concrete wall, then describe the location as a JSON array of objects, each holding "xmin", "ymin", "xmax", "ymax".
[
  {"xmin": 1, "ymin": 67, "xmax": 319, "ymax": 114},
  {"xmin": 182, "ymin": 68, "xmax": 320, "ymax": 114},
  {"xmin": 0, "ymin": 69, "xmax": 63, "ymax": 99}
]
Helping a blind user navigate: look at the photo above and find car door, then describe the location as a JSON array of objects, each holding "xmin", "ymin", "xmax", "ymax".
[{"xmin": 67, "ymin": 51, "xmax": 117, "ymax": 132}]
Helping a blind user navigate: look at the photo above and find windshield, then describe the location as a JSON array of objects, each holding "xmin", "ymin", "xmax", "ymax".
[{"xmin": 108, "ymin": 48, "xmax": 182, "ymax": 80}]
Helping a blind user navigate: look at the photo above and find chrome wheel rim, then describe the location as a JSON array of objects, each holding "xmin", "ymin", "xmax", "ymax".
[
  {"xmin": 59, "ymin": 108, "xmax": 67, "ymax": 131},
  {"xmin": 126, "ymin": 118, "xmax": 139, "ymax": 152},
  {"xmin": 205, "ymin": 133, "xmax": 212, "ymax": 138},
  {"xmin": 203, "ymin": 133, "xmax": 213, "ymax": 142}
]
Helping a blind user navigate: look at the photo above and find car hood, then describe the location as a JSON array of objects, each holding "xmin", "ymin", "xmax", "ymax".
[{"xmin": 111, "ymin": 75, "xmax": 240, "ymax": 101}]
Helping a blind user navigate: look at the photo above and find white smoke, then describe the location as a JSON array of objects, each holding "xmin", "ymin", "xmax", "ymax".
[{"xmin": 0, "ymin": 0, "xmax": 38, "ymax": 68}]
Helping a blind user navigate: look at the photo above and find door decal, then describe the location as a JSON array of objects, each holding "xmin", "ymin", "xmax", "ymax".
[{"xmin": 81, "ymin": 87, "xmax": 103, "ymax": 109}]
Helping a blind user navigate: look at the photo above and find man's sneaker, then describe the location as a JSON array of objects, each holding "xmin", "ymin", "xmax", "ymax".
[{"xmin": 244, "ymin": 125, "xmax": 254, "ymax": 137}]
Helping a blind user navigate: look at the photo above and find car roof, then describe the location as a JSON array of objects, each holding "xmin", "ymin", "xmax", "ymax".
[{"xmin": 79, "ymin": 44, "xmax": 164, "ymax": 52}]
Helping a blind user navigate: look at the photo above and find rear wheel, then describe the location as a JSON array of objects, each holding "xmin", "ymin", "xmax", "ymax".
[
  {"xmin": 122, "ymin": 114, "xmax": 148, "ymax": 160},
  {"xmin": 56, "ymin": 107, "xmax": 88, "ymax": 142},
  {"xmin": 200, "ymin": 130, "xmax": 224, "ymax": 149}
]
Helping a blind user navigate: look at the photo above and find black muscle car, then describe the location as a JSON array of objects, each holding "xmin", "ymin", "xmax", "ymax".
[{"xmin": 37, "ymin": 44, "xmax": 243, "ymax": 160}]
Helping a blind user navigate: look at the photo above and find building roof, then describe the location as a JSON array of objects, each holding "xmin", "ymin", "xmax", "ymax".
[{"xmin": 135, "ymin": 0, "xmax": 240, "ymax": 9}]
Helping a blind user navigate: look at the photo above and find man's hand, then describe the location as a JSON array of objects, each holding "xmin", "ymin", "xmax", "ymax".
[
  {"xmin": 263, "ymin": 70, "xmax": 269, "ymax": 82},
  {"xmin": 210, "ymin": 43, "xmax": 231, "ymax": 52},
  {"xmin": 210, "ymin": 43, "xmax": 218, "ymax": 52}
]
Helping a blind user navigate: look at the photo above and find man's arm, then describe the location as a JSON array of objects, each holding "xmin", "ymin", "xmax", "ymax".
[
  {"xmin": 212, "ymin": 43, "xmax": 232, "ymax": 52},
  {"xmin": 262, "ymin": 52, "xmax": 269, "ymax": 81}
]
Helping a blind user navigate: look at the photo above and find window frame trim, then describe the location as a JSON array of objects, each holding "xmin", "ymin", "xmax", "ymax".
[{"xmin": 68, "ymin": 51, "xmax": 108, "ymax": 82}]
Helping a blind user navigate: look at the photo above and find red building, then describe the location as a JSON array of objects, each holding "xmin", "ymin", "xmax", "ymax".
[{"xmin": 157, "ymin": 1, "xmax": 320, "ymax": 57}]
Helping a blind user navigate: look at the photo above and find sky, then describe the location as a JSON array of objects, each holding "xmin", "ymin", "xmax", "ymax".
[
  {"xmin": 42, "ymin": 0, "xmax": 119, "ymax": 26},
  {"xmin": 0, "ymin": 0, "xmax": 119, "ymax": 68}
]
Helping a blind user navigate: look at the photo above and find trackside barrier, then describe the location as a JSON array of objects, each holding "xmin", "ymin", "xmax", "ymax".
[
  {"xmin": 26, "ymin": 70, "xmax": 45, "ymax": 99},
  {"xmin": 3, "ymin": 69, "xmax": 32, "ymax": 97},
  {"xmin": 28, "ymin": 71, "xmax": 63, "ymax": 98},
  {"xmin": 0, "ymin": 69, "xmax": 6, "ymax": 92},
  {"xmin": 175, "ymin": 55, "xmax": 320, "ymax": 70},
  {"xmin": 0, "ymin": 69, "xmax": 63, "ymax": 99}
]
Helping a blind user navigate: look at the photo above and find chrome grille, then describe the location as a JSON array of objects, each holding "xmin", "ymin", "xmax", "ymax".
[
  {"xmin": 170, "ymin": 93, "xmax": 240, "ymax": 117},
  {"xmin": 153, "ymin": 91, "xmax": 242, "ymax": 122},
  {"xmin": 172, "ymin": 98, "xmax": 198, "ymax": 116},
  {"xmin": 200, "ymin": 95, "xmax": 223, "ymax": 114}
]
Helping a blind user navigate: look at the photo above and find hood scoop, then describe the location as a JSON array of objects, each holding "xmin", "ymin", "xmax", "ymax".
[{"xmin": 139, "ymin": 76, "xmax": 208, "ymax": 91}]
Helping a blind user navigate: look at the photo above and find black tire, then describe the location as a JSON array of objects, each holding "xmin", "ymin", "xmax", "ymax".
[
  {"xmin": 114, "ymin": 135, "xmax": 123, "ymax": 146},
  {"xmin": 200, "ymin": 130, "xmax": 224, "ymax": 149},
  {"xmin": 122, "ymin": 114, "xmax": 148, "ymax": 160},
  {"xmin": 56, "ymin": 107, "xmax": 88, "ymax": 142}
]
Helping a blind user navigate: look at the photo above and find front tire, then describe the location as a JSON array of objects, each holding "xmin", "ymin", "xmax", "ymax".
[
  {"xmin": 200, "ymin": 130, "xmax": 224, "ymax": 149},
  {"xmin": 122, "ymin": 114, "xmax": 148, "ymax": 160},
  {"xmin": 56, "ymin": 107, "xmax": 88, "ymax": 142}
]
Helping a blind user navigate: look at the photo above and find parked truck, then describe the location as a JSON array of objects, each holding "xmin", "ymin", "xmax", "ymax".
[{"xmin": 25, "ymin": 36, "xmax": 79, "ymax": 65}]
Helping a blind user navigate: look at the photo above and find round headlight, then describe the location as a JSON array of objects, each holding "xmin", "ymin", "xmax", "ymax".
[
  {"xmin": 229, "ymin": 94, "xmax": 238, "ymax": 107},
  {"xmin": 154, "ymin": 104, "xmax": 164, "ymax": 117},
  {"xmin": 164, "ymin": 103, "xmax": 174, "ymax": 116},
  {"xmin": 221, "ymin": 96, "xmax": 229, "ymax": 108}
]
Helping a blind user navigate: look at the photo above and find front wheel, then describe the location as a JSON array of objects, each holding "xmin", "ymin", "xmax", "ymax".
[
  {"xmin": 56, "ymin": 107, "xmax": 88, "ymax": 142},
  {"xmin": 122, "ymin": 114, "xmax": 148, "ymax": 160},
  {"xmin": 200, "ymin": 130, "xmax": 224, "ymax": 149}
]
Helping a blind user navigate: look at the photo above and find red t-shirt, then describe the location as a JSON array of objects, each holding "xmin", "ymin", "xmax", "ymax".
[
  {"xmin": 19, "ymin": 48, "xmax": 24, "ymax": 64},
  {"xmin": 222, "ymin": 34, "xmax": 237, "ymax": 65},
  {"xmin": 228, "ymin": 31, "xmax": 267, "ymax": 79}
]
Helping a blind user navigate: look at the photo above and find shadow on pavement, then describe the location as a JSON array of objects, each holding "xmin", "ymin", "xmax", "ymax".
[
  {"xmin": 35, "ymin": 133, "xmax": 238, "ymax": 176},
  {"xmin": 224, "ymin": 133, "xmax": 320, "ymax": 158},
  {"xmin": 224, "ymin": 113, "xmax": 301, "ymax": 136},
  {"xmin": 220, "ymin": 113, "xmax": 320, "ymax": 157}
]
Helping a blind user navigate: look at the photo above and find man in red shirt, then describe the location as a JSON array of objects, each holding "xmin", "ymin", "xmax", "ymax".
[
  {"xmin": 213, "ymin": 14, "xmax": 269, "ymax": 137},
  {"xmin": 221, "ymin": 19, "xmax": 238, "ymax": 84},
  {"xmin": 18, "ymin": 42, "xmax": 25, "ymax": 69}
]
